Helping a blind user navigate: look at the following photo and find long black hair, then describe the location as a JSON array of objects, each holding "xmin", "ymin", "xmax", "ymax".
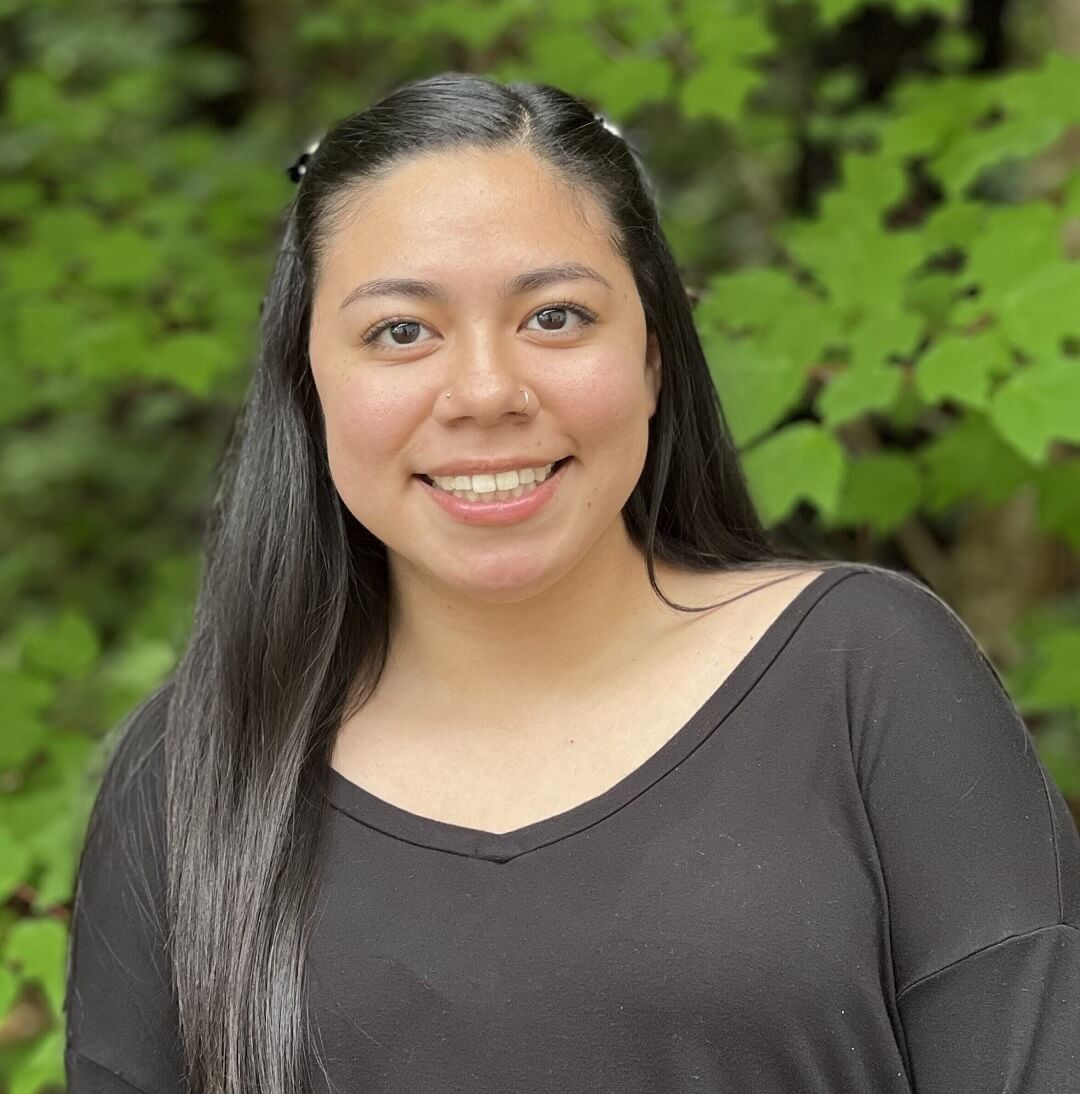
[{"xmin": 78, "ymin": 71, "xmax": 862, "ymax": 1094}]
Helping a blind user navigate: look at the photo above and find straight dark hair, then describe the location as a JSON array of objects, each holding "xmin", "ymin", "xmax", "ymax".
[{"xmin": 73, "ymin": 71, "xmax": 867, "ymax": 1093}]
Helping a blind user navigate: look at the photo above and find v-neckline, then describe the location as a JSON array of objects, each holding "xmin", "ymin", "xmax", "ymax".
[{"xmin": 326, "ymin": 564, "xmax": 864, "ymax": 862}]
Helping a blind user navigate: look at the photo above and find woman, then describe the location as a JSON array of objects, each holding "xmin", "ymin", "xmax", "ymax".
[{"xmin": 64, "ymin": 71, "xmax": 1080, "ymax": 1093}]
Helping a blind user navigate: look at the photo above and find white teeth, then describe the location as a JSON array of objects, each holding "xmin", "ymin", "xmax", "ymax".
[{"xmin": 432, "ymin": 462, "xmax": 556, "ymax": 494}]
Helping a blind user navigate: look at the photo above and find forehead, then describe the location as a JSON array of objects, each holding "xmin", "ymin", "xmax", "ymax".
[{"xmin": 316, "ymin": 147, "xmax": 620, "ymax": 289}]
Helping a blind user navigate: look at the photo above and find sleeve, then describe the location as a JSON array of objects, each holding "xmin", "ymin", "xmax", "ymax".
[
  {"xmin": 63, "ymin": 684, "xmax": 187, "ymax": 1094},
  {"xmin": 843, "ymin": 569, "xmax": 1080, "ymax": 1091}
]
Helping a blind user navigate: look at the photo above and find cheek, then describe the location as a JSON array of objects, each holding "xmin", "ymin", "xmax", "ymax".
[
  {"xmin": 317, "ymin": 370, "xmax": 423, "ymax": 474},
  {"xmin": 555, "ymin": 352, "xmax": 651, "ymax": 452}
]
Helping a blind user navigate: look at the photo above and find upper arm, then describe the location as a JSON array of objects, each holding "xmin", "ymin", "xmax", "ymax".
[
  {"xmin": 842, "ymin": 570, "xmax": 1080, "ymax": 1087},
  {"xmin": 64, "ymin": 685, "xmax": 186, "ymax": 1094}
]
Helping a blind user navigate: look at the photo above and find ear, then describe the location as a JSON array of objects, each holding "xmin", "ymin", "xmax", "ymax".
[{"xmin": 645, "ymin": 328, "xmax": 662, "ymax": 418}]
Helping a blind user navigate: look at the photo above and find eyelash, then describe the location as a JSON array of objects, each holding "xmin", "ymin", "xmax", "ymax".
[{"xmin": 360, "ymin": 300, "xmax": 598, "ymax": 350}]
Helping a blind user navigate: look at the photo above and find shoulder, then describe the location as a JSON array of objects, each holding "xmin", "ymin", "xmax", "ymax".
[
  {"xmin": 689, "ymin": 561, "xmax": 969, "ymax": 653},
  {"xmin": 66, "ymin": 682, "xmax": 182, "ymax": 1088},
  {"xmin": 800, "ymin": 561, "xmax": 995, "ymax": 661},
  {"xmin": 804, "ymin": 565, "xmax": 1034, "ymax": 766},
  {"xmin": 72, "ymin": 680, "xmax": 175, "ymax": 947},
  {"xmin": 745, "ymin": 561, "xmax": 1022, "ymax": 720}
]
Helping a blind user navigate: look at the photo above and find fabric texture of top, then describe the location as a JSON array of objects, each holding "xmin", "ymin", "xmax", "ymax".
[{"xmin": 64, "ymin": 562, "xmax": 1080, "ymax": 1092}]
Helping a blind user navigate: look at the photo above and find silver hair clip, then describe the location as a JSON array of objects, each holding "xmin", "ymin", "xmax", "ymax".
[
  {"xmin": 595, "ymin": 112, "xmax": 622, "ymax": 139},
  {"xmin": 286, "ymin": 138, "xmax": 321, "ymax": 183}
]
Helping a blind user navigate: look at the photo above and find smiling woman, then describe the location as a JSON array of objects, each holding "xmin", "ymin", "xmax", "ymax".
[
  {"xmin": 305, "ymin": 139, "xmax": 665, "ymax": 605},
  {"xmin": 63, "ymin": 71, "xmax": 1080, "ymax": 1094}
]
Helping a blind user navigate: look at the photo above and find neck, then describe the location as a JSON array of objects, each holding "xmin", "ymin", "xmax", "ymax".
[{"xmin": 382, "ymin": 521, "xmax": 687, "ymax": 720}]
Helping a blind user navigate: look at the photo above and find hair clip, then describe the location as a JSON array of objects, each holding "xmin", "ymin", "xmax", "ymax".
[
  {"xmin": 286, "ymin": 139, "xmax": 321, "ymax": 183},
  {"xmin": 594, "ymin": 112, "xmax": 621, "ymax": 139}
]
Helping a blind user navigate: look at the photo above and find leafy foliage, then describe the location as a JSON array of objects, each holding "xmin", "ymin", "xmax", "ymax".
[{"xmin": 1, "ymin": 0, "xmax": 1078, "ymax": 1085}]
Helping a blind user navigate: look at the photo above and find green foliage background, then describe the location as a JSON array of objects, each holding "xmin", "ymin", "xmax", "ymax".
[{"xmin": 2, "ymin": 0, "xmax": 1079, "ymax": 1086}]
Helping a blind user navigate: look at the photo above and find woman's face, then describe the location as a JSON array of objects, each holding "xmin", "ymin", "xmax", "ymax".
[{"xmin": 307, "ymin": 146, "xmax": 661, "ymax": 602}]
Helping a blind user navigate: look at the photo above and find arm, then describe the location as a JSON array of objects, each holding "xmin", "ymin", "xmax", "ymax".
[
  {"xmin": 64, "ymin": 685, "xmax": 186, "ymax": 1094},
  {"xmin": 844, "ymin": 570, "xmax": 1080, "ymax": 1090}
]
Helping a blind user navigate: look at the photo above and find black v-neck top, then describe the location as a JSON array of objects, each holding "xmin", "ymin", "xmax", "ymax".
[{"xmin": 65, "ymin": 563, "xmax": 1080, "ymax": 1092}]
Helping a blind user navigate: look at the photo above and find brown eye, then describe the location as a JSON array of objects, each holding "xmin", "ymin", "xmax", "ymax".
[
  {"xmin": 524, "ymin": 302, "xmax": 597, "ymax": 335},
  {"xmin": 362, "ymin": 318, "xmax": 429, "ymax": 348}
]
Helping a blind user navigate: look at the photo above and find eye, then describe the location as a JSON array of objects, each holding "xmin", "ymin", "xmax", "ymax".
[
  {"xmin": 361, "ymin": 317, "xmax": 431, "ymax": 350},
  {"xmin": 360, "ymin": 301, "xmax": 598, "ymax": 352},
  {"xmin": 523, "ymin": 301, "xmax": 598, "ymax": 336}
]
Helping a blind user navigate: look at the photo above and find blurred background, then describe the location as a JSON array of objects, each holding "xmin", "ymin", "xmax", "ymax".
[{"xmin": 2, "ymin": 0, "xmax": 1079, "ymax": 1087}]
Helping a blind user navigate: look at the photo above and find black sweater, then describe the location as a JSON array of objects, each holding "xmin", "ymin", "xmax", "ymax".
[{"xmin": 64, "ymin": 563, "xmax": 1080, "ymax": 1092}]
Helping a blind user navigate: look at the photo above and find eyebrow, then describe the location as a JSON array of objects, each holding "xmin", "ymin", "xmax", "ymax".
[{"xmin": 339, "ymin": 262, "xmax": 614, "ymax": 311}]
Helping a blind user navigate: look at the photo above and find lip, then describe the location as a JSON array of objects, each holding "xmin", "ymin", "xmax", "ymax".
[
  {"xmin": 415, "ymin": 458, "xmax": 572, "ymax": 526},
  {"xmin": 421, "ymin": 455, "xmax": 569, "ymax": 477}
]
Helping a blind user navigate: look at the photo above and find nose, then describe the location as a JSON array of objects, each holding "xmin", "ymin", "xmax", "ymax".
[{"xmin": 431, "ymin": 331, "xmax": 531, "ymax": 426}]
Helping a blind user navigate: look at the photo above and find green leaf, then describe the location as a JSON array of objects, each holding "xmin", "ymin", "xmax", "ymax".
[
  {"xmin": 0, "ymin": 181, "xmax": 42, "ymax": 217},
  {"xmin": 2, "ymin": 246, "xmax": 67, "ymax": 295},
  {"xmin": 846, "ymin": 309, "xmax": 923, "ymax": 369},
  {"xmin": 815, "ymin": 0, "xmax": 869, "ymax": 25},
  {"xmin": 412, "ymin": 0, "xmax": 530, "ymax": 50},
  {"xmin": 7, "ymin": 70, "xmax": 65, "ymax": 127},
  {"xmin": 991, "ymin": 52, "xmax": 1080, "ymax": 127},
  {"xmin": 24, "ymin": 810, "xmax": 79, "ymax": 911},
  {"xmin": 1064, "ymin": 169, "xmax": 1080, "ymax": 218},
  {"xmin": 296, "ymin": 10, "xmax": 350, "ymax": 45},
  {"xmin": 891, "ymin": 0, "xmax": 963, "ymax": 15},
  {"xmin": 4, "ymin": 917, "xmax": 68, "ymax": 1020},
  {"xmin": 933, "ymin": 116, "xmax": 1069, "ymax": 192},
  {"xmin": 146, "ymin": 331, "xmax": 236, "ymax": 396},
  {"xmin": 914, "ymin": 330, "xmax": 1012, "ymax": 409},
  {"xmin": 931, "ymin": 28, "xmax": 981, "ymax": 71},
  {"xmin": 680, "ymin": 1, "xmax": 774, "ymax": 120},
  {"xmin": 836, "ymin": 451, "xmax": 923, "ymax": 532},
  {"xmin": 79, "ymin": 313, "xmax": 156, "ymax": 381},
  {"xmin": 741, "ymin": 421, "xmax": 846, "ymax": 524},
  {"xmin": 698, "ymin": 267, "xmax": 821, "ymax": 329},
  {"xmin": 13, "ymin": 299, "xmax": 80, "ymax": 374},
  {"xmin": 608, "ymin": 0, "xmax": 681, "ymax": 43},
  {"xmin": 0, "ymin": 964, "xmax": 19, "ymax": 1019},
  {"xmin": 997, "ymin": 261, "xmax": 1080, "ymax": 359},
  {"xmin": 697, "ymin": 267, "xmax": 838, "ymax": 365},
  {"xmin": 590, "ymin": 56, "xmax": 674, "ymax": 118},
  {"xmin": 1036, "ymin": 461, "xmax": 1080, "ymax": 551},
  {"xmin": 524, "ymin": 27, "xmax": 610, "ymax": 94},
  {"xmin": 818, "ymin": 361, "xmax": 904, "ymax": 427},
  {"xmin": 878, "ymin": 77, "xmax": 990, "ymax": 161},
  {"xmin": 705, "ymin": 335, "xmax": 806, "ymax": 447},
  {"xmin": 1010, "ymin": 626, "xmax": 1080, "ymax": 715},
  {"xmin": 988, "ymin": 356, "xmax": 1080, "ymax": 465},
  {"xmin": 0, "ymin": 715, "xmax": 46, "ymax": 772},
  {"xmin": 0, "ymin": 669, "xmax": 52, "ymax": 725},
  {"xmin": 680, "ymin": 56, "xmax": 760, "ymax": 121},
  {"xmin": 921, "ymin": 199, "xmax": 988, "ymax": 252},
  {"xmin": 21, "ymin": 611, "xmax": 100, "ymax": 679},
  {"xmin": 82, "ymin": 226, "xmax": 165, "ymax": 292},
  {"xmin": 783, "ymin": 220, "xmax": 925, "ymax": 315},
  {"xmin": 0, "ymin": 826, "xmax": 32, "ymax": 903},
  {"xmin": 817, "ymin": 67, "xmax": 861, "ymax": 109},
  {"xmin": 903, "ymin": 272, "xmax": 965, "ymax": 331},
  {"xmin": 8, "ymin": 1027, "xmax": 65, "ymax": 1094},
  {"xmin": 101, "ymin": 638, "xmax": 177, "ymax": 706},
  {"xmin": 963, "ymin": 202, "xmax": 1062, "ymax": 307},
  {"xmin": 683, "ymin": 0, "xmax": 775, "ymax": 56},
  {"xmin": 824, "ymin": 149, "xmax": 909, "ymax": 223},
  {"xmin": 919, "ymin": 412, "xmax": 1033, "ymax": 510}
]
